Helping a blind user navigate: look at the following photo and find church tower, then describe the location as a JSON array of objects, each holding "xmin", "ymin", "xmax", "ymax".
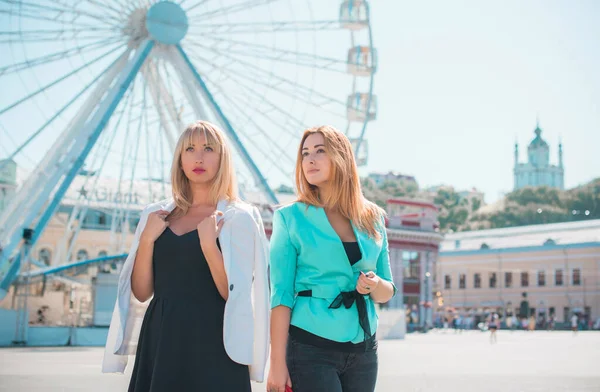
[{"xmin": 513, "ymin": 120, "xmax": 564, "ymax": 190}]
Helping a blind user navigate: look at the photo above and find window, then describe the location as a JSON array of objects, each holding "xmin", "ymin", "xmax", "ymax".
[
  {"xmin": 505, "ymin": 272, "xmax": 513, "ymax": 288},
  {"xmin": 544, "ymin": 238, "xmax": 556, "ymax": 246},
  {"xmin": 39, "ymin": 248, "xmax": 51, "ymax": 266},
  {"xmin": 402, "ymin": 251, "xmax": 420, "ymax": 279},
  {"xmin": 74, "ymin": 249, "xmax": 90, "ymax": 275},
  {"xmin": 538, "ymin": 271, "xmax": 546, "ymax": 287},
  {"xmin": 459, "ymin": 274, "xmax": 466, "ymax": 289},
  {"xmin": 572, "ymin": 268, "xmax": 581, "ymax": 286},
  {"xmin": 555, "ymin": 269, "xmax": 563, "ymax": 286},
  {"xmin": 444, "ymin": 275, "xmax": 451, "ymax": 289},
  {"xmin": 98, "ymin": 250, "xmax": 108, "ymax": 258},
  {"xmin": 480, "ymin": 243, "xmax": 490, "ymax": 249},
  {"xmin": 76, "ymin": 249, "xmax": 89, "ymax": 261},
  {"xmin": 474, "ymin": 273, "xmax": 481, "ymax": 288},
  {"xmin": 521, "ymin": 272, "xmax": 529, "ymax": 287},
  {"xmin": 489, "ymin": 272, "xmax": 497, "ymax": 288}
]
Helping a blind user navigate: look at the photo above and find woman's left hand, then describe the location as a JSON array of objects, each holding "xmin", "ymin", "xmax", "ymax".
[
  {"xmin": 197, "ymin": 211, "xmax": 224, "ymax": 247},
  {"xmin": 356, "ymin": 271, "xmax": 380, "ymax": 295}
]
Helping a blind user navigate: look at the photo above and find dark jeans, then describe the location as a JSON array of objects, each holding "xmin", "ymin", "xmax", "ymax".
[{"xmin": 286, "ymin": 337, "xmax": 378, "ymax": 392}]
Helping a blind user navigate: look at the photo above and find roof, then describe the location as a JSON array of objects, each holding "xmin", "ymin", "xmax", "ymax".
[
  {"xmin": 528, "ymin": 126, "xmax": 549, "ymax": 149},
  {"xmin": 441, "ymin": 219, "xmax": 600, "ymax": 251}
]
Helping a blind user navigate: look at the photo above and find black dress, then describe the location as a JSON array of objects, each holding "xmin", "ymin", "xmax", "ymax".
[{"xmin": 128, "ymin": 227, "xmax": 251, "ymax": 392}]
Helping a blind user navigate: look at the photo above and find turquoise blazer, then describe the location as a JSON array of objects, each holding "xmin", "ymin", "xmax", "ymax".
[{"xmin": 269, "ymin": 202, "xmax": 396, "ymax": 344}]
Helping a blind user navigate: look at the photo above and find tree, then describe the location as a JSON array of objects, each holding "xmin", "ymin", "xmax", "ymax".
[{"xmin": 471, "ymin": 198, "xmax": 482, "ymax": 212}]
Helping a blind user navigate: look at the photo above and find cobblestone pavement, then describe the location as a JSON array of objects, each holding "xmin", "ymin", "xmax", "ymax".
[{"xmin": 0, "ymin": 331, "xmax": 598, "ymax": 391}]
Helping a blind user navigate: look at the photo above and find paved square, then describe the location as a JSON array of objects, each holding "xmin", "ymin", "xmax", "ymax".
[{"xmin": 0, "ymin": 331, "xmax": 598, "ymax": 391}]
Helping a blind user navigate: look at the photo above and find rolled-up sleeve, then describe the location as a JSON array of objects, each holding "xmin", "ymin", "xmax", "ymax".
[
  {"xmin": 269, "ymin": 209, "xmax": 297, "ymax": 309},
  {"xmin": 376, "ymin": 220, "xmax": 397, "ymax": 296}
]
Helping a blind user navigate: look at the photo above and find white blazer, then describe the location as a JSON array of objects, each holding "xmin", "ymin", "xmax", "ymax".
[{"xmin": 102, "ymin": 198, "xmax": 270, "ymax": 382}]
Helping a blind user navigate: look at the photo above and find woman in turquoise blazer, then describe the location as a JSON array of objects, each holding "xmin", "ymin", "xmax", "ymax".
[{"xmin": 267, "ymin": 126, "xmax": 397, "ymax": 392}]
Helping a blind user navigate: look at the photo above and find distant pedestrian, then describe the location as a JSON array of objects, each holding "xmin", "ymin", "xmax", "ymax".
[
  {"xmin": 488, "ymin": 313, "xmax": 499, "ymax": 344},
  {"xmin": 571, "ymin": 314, "xmax": 578, "ymax": 334}
]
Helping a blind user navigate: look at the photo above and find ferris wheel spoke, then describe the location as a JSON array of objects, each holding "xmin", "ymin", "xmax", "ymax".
[
  {"xmin": 0, "ymin": 27, "xmax": 117, "ymax": 40},
  {"xmin": 189, "ymin": 53, "xmax": 308, "ymax": 167},
  {"xmin": 196, "ymin": 73, "xmax": 295, "ymax": 178},
  {"xmin": 182, "ymin": 0, "xmax": 212, "ymax": 14},
  {"xmin": 191, "ymin": 40, "xmax": 347, "ymax": 75},
  {"xmin": 188, "ymin": 20, "xmax": 342, "ymax": 35},
  {"xmin": 193, "ymin": 34, "xmax": 348, "ymax": 70},
  {"xmin": 187, "ymin": 41, "xmax": 344, "ymax": 105},
  {"xmin": 0, "ymin": 122, "xmax": 32, "ymax": 162},
  {"xmin": 192, "ymin": 55, "xmax": 308, "ymax": 133},
  {"xmin": 1, "ymin": 0, "xmax": 125, "ymax": 27},
  {"xmin": 160, "ymin": 60, "xmax": 186, "ymax": 131},
  {"xmin": 198, "ymin": 67, "xmax": 297, "ymax": 158},
  {"xmin": 0, "ymin": 27, "xmax": 119, "ymax": 38},
  {"xmin": 187, "ymin": 0, "xmax": 276, "ymax": 21},
  {"xmin": 140, "ymin": 60, "xmax": 181, "ymax": 149},
  {"xmin": 188, "ymin": 43, "xmax": 347, "ymax": 117},
  {"xmin": 0, "ymin": 10, "xmax": 124, "ymax": 35},
  {"xmin": 0, "ymin": 42, "xmax": 126, "ymax": 116},
  {"xmin": 0, "ymin": 36, "xmax": 122, "ymax": 76},
  {"xmin": 81, "ymin": 0, "xmax": 128, "ymax": 22},
  {"xmin": 141, "ymin": 75, "xmax": 155, "ymax": 201},
  {"xmin": 1, "ymin": 51, "xmax": 132, "ymax": 165},
  {"xmin": 0, "ymin": 33, "xmax": 121, "ymax": 44}
]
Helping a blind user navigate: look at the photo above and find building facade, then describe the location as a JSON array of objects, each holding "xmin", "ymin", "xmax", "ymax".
[
  {"xmin": 438, "ymin": 220, "xmax": 600, "ymax": 326},
  {"xmin": 368, "ymin": 171, "xmax": 417, "ymax": 187}
]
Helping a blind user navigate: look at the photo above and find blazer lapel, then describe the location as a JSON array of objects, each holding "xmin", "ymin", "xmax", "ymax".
[{"xmin": 217, "ymin": 198, "xmax": 231, "ymax": 274}]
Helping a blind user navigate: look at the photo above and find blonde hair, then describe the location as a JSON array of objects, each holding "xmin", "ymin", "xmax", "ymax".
[
  {"xmin": 295, "ymin": 125, "xmax": 385, "ymax": 240},
  {"xmin": 169, "ymin": 121, "xmax": 237, "ymax": 220}
]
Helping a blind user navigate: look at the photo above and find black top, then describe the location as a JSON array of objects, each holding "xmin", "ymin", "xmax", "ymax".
[
  {"xmin": 289, "ymin": 241, "xmax": 377, "ymax": 353},
  {"xmin": 128, "ymin": 229, "xmax": 251, "ymax": 391},
  {"xmin": 342, "ymin": 241, "xmax": 362, "ymax": 266}
]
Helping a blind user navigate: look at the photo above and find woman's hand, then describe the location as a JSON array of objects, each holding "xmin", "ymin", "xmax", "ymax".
[
  {"xmin": 140, "ymin": 210, "xmax": 170, "ymax": 244},
  {"xmin": 267, "ymin": 361, "xmax": 292, "ymax": 392},
  {"xmin": 197, "ymin": 211, "xmax": 224, "ymax": 248},
  {"xmin": 356, "ymin": 271, "xmax": 380, "ymax": 295}
]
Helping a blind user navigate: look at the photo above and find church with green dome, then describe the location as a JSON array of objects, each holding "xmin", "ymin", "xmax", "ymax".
[{"xmin": 513, "ymin": 121, "xmax": 564, "ymax": 190}]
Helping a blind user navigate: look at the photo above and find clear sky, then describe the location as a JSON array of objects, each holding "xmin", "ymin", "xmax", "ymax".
[
  {"xmin": 1, "ymin": 1, "xmax": 598, "ymax": 204},
  {"xmin": 365, "ymin": 0, "xmax": 600, "ymax": 202}
]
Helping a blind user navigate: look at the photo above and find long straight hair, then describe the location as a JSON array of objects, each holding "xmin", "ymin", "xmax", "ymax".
[
  {"xmin": 295, "ymin": 125, "xmax": 385, "ymax": 240},
  {"xmin": 169, "ymin": 121, "xmax": 237, "ymax": 220}
]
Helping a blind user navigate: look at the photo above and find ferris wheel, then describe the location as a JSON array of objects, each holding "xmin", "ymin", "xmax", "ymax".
[{"xmin": 0, "ymin": 0, "xmax": 378, "ymax": 297}]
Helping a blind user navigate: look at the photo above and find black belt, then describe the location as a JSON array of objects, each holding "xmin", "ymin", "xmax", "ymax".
[{"xmin": 297, "ymin": 289, "xmax": 373, "ymax": 350}]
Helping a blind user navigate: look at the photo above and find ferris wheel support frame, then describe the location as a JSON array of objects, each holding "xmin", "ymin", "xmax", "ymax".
[
  {"xmin": 140, "ymin": 61, "xmax": 179, "ymax": 152},
  {"xmin": 166, "ymin": 46, "xmax": 211, "ymax": 126},
  {"xmin": 0, "ymin": 40, "xmax": 155, "ymax": 299},
  {"xmin": 0, "ymin": 48, "xmax": 132, "ymax": 235},
  {"xmin": 171, "ymin": 44, "xmax": 279, "ymax": 205},
  {"xmin": 350, "ymin": 1, "xmax": 375, "ymax": 159}
]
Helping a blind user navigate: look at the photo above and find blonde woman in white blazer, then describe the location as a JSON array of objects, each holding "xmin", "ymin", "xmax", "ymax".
[{"xmin": 102, "ymin": 121, "xmax": 270, "ymax": 391}]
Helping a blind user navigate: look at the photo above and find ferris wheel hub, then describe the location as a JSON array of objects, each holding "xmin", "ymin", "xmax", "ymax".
[{"xmin": 145, "ymin": 1, "xmax": 189, "ymax": 45}]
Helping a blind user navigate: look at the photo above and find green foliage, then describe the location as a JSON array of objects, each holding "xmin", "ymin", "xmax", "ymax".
[
  {"xmin": 363, "ymin": 176, "xmax": 599, "ymax": 233},
  {"xmin": 469, "ymin": 179, "xmax": 599, "ymax": 231},
  {"xmin": 275, "ymin": 184, "xmax": 295, "ymax": 194}
]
